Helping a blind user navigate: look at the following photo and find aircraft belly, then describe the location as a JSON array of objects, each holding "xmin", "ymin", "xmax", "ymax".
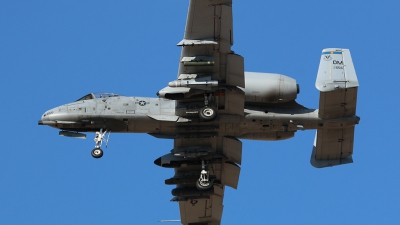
[{"xmin": 128, "ymin": 116, "xmax": 160, "ymax": 133}]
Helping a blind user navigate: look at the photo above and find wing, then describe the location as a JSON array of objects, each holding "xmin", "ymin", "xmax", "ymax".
[
  {"xmin": 165, "ymin": 136, "xmax": 242, "ymax": 225},
  {"xmin": 156, "ymin": 1, "xmax": 244, "ymax": 224},
  {"xmin": 160, "ymin": 0, "xmax": 244, "ymax": 117}
]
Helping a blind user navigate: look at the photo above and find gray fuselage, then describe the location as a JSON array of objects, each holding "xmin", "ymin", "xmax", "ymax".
[{"xmin": 39, "ymin": 95, "xmax": 358, "ymax": 141}]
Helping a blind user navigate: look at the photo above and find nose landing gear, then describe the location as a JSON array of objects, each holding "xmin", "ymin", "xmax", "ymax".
[
  {"xmin": 92, "ymin": 129, "xmax": 110, "ymax": 158},
  {"xmin": 91, "ymin": 148, "xmax": 103, "ymax": 158}
]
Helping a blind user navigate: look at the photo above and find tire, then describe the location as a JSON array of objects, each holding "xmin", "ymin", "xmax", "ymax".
[
  {"xmin": 199, "ymin": 106, "xmax": 217, "ymax": 121},
  {"xmin": 196, "ymin": 178, "xmax": 214, "ymax": 190},
  {"xmin": 91, "ymin": 148, "xmax": 103, "ymax": 158}
]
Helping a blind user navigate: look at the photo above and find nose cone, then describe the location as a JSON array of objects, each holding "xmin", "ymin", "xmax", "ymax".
[
  {"xmin": 42, "ymin": 108, "xmax": 57, "ymax": 120},
  {"xmin": 38, "ymin": 108, "xmax": 55, "ymax": 125},
  {"xmin": 41, "ymin": 111, "xmax": 49, "ymax": 121},
  {"xmin": 38, "ymin": 105, "xmax": 68, "ymax": 126}
]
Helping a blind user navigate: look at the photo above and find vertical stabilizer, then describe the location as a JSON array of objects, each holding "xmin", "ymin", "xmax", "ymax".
[
  {"xmin": 316, "ymin": 48, "xmax": 359, "ymax": 119},
  {"xmin": 311, "ymin": 48, "xmax": 360, "ymax": 168},
  {"xmin": 316, "ymin": 48, "xmax": 358, "ymax": 92}
]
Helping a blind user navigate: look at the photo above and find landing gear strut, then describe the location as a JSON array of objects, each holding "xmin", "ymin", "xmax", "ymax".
[
  {"xmin": 196, "ymin": 160, "xmax": 214, "ymax": 190},
  {"xmin": 92, "ymin": 129, "xmax": 110, "ymax": 158}
]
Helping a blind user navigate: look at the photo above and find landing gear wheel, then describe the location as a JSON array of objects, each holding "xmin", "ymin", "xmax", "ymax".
[
  {"xmin": 91, "ymin": 148, "xmax": 103, "ymax": 158},
  {"xmin": 196, "ymin": 178, "xmax": 214, "ymax": 190},
  {"xmin": 199, "ymin": 106, "xmax": 217, "ymax": 121}
]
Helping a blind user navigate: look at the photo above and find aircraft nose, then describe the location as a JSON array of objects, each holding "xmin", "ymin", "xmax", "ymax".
[
  {"xmin": 39, "ymin": 110, "xmax": 50, "ymax": 125},
  {"xmin": 41, "ymin": 109, "xmax": 54, "ymax": 120},
  {"xmin": 39, "ymin": 105, "xmax": 76, "ymax": 126},
  {"xmin": 41, "ymin": 112, "xmax": 48, "ymax": 121},
  {"xmin": 38, "ymin": 108, "xmax": 58, "ymax": 125}
]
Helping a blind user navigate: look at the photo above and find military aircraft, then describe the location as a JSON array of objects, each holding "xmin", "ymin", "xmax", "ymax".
[{"xmin": 38, "ymin": 0, "xmax": 360, "ymax": 224}]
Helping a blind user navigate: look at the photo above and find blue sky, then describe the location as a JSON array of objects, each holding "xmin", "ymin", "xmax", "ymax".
[{"xmin": 1, "ymin": 0, "xmax": 399, "ymax": 224}]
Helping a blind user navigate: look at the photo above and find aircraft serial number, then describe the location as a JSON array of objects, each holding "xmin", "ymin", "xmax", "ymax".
[{"xmin": 44, "ymin": 111, "xmax": 54, "ymax": 116}]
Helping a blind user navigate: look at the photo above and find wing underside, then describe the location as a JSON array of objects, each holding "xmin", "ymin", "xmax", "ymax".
[
  {"xmin": 165, "ymin": 1, "xmax": 244, "ymax": 224},
  {"xmin": 174, "ymin": 0, "xmax": 244, "ymax": 116},
  {"xmin": 169, "ymin": 136, "xmax": 241, "ymax": 225}
]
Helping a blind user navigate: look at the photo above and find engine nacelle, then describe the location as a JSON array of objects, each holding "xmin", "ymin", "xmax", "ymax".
[
  {"xmin": 157, "ymin": 72, "xmax": 299, "ymax": 104},
  {"xmin": 243, "ymin": 72, "xmax": 299, "ymax": 104}
]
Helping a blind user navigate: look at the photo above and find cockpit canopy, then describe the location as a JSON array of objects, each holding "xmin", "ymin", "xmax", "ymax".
[{"xmin": 75, "ymin": 93, "xmax": 122, "ymax": 102}]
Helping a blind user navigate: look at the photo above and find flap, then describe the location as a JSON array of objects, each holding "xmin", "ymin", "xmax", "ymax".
[
  {"xmin": 221, "ymin": 161, "xmax": 240, "ymax": 189},
  {"xmin": 222, "ymin": 137, "xmax": 242, "ymax": 164},
  {"xmin": 226, "ymin": 54, "xmax": 245, "ymax": 88}
]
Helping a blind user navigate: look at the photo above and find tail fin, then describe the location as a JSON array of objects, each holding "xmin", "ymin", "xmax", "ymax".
[
  {"xmin": 316, "ymin": 48, "xmax": 359, "ymax": 118},
  {"xmin": 311, "ymin": 48, "xmax": 360, "ymax": 168}
]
